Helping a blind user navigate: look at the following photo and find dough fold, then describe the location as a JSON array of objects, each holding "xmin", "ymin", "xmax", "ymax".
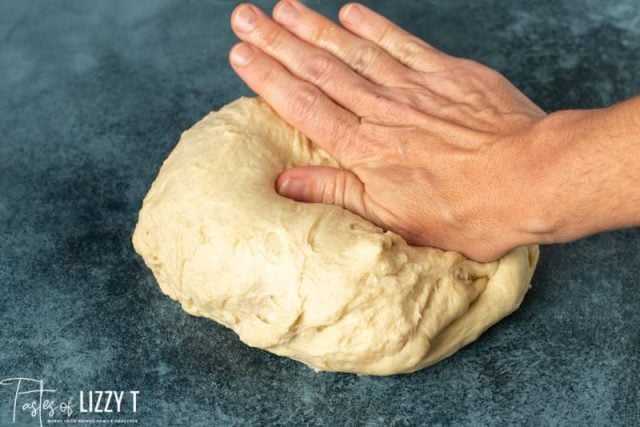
[{"xmin": 133, "ymin": 97, "xmax": 539, "ymax": 375}]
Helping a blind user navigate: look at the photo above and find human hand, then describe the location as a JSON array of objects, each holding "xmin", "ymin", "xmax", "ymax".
[{"xmin": 228, "ymin": 1, "xmax": 549, "ymax": 262}]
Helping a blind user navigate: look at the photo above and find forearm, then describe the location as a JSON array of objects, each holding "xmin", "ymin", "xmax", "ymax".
[{"xmin": 526, "ymin": 96, "xmax": 640, "ymax": 244}]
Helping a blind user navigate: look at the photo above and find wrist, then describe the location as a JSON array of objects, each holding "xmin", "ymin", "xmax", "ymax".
[
  {"xmin": 510, "ymin": 108, "xmax": 599, "ymax": 246},
  {"xmin": 514, "ymin": 104, "xmax": 639, "ymax": 246}
]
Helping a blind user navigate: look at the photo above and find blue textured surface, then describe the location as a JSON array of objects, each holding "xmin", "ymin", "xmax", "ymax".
[{"xmin": 1, "ymin": 0, "xmax": 639, "ymax": 425}]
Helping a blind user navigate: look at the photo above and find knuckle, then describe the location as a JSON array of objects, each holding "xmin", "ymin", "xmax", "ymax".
[
  {"xmin": 321, "ymin": 178, "xmax": 334, "ymax": 204},
  {"xmin": 331, "ymin": 170, "xmax": 349, "ymax": 205},
  {"xmin": 256, "ymin": 65, "xmax": 276, "ymax": 87},
  {"xmin": 257, "ymin": 28, "xmax": 283, "ymax": 50},
  {"xmin": 394, "ymin": 38, "xmax": 427, "ymax": 67},
  {"xmin": 459, "ymin": 59, "xmax": 504, "ymax": 82},
  {"xmin": 290, "ymin": 84, "xmax": 320, "ymax": 120},
  {"xmin": 377, "ymin": 22, "xmax": 394, "ymax": 45},
  {"xmin": 315, "ymin": 173, "xmax": 335, "ymax": 204},
  {"xmin": 308, "ymin": 23, "xmax": 334, "ymax": 46},
  {"xmin": 301, "ymin": 55, "xmax": 334, "ymax": 85},
  {"xmin": 347, "ymin": 44, "xmax": 382, "ymax": 76}
]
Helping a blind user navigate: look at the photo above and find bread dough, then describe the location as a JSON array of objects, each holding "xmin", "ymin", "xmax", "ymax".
[{"xmin": 132, "ymin": 97, "xmax": 539, "ymax": 375}]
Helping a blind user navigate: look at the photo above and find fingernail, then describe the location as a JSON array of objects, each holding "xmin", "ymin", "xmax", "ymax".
[
  {"xmin": 230, "ymin": 44, "xmax": 254, "ymax": 66},
  {"xmin": 342, "ymin": 4, "xmax": 364, "ymax": 25},
  {"xmin": 278, "ymin": 178, "xmax": 307, "ymax": 200},
  {"xmin": 235, "ymin": 5, "xmax": 257, "ymax": 32},
  {"xmin": 275, "ymin": 1, "xmax": 298, "ymax": 27}
]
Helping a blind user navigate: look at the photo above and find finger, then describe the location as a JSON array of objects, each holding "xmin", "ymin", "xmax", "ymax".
[
  {"xmin": 276, "ymin": 166, "xmax": 369, "ymax": 219},
  {"xmin": 231, "ymin": 3, "xmax": 380, "ymax": 115},
  {"xmin": 339, "ymin": 3, "xmax": 450, "ymax": 73},
  {"xmin": 272, "ymin": 0, "xmax": 411, "ymax": 86},
  {"xmin": 229, "ymin": 42, "xmax": 358, "ymax": 164}
]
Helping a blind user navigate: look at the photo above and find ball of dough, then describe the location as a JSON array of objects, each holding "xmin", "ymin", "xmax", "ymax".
[{"xmin": 132, "ymin": 97, "xmax": 539, "ymax": 375}]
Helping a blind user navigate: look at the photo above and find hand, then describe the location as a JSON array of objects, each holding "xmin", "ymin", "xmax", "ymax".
[{"xmin": 228, "ymin": 1, "xmax": 548, "ymax": 262}]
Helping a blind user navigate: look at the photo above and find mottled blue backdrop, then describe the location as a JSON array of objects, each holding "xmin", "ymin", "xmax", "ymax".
[{"xmin": 1, "ymin": 0, "xmax": 639, "ymax": 425}]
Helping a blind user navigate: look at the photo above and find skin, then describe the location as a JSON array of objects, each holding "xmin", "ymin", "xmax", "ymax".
[{"xmin": 228, "ymin": 1, "xmax": 640, "ymax": 262}]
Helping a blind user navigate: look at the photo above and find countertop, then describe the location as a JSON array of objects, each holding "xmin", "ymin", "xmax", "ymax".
[{"xmin": 1, "ymin": 0, "xmax": 639, "ymax": 425}]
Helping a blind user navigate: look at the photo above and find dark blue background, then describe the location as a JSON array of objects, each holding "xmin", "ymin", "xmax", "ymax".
[{"xmin": 1, "ymin": 0, "xmax": 639, "ymax": 425}]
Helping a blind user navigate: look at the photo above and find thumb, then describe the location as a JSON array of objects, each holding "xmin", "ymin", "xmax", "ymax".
[{"xmin": 275, "ymin": 166, "xmax": 368, "ymax": 216}]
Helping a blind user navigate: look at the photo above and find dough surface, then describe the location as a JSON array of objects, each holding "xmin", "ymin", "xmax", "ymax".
[{"xmin": 132, "ymin": 97, "xmax": 539, "ymax": 375}]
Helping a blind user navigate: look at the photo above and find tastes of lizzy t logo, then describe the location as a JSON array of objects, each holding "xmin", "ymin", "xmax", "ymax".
[{"xmin": 0, "ymin": 378, "xmax": 139, "ymax": 426}]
